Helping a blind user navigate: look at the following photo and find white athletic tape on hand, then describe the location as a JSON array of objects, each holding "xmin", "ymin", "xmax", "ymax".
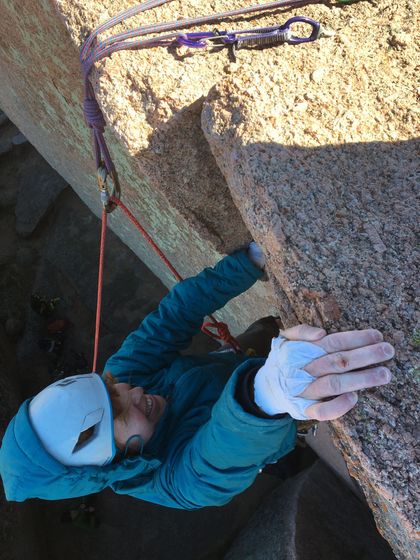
[{"xmin": 254, "ymin": 336, "xmax": 327, "ymax": 420}]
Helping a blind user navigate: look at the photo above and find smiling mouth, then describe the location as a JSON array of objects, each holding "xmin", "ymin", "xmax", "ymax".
[{"xmin": 145, "ymin": 395, "xmax": 153, "ymax": 418}]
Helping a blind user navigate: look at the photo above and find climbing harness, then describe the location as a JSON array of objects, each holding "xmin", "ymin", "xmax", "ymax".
[{"xmin": 81, "ymin": 0, "xmax": 330, "ymax": 371}]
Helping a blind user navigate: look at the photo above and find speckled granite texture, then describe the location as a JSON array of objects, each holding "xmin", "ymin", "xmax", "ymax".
[
  {"xmin": 0, "ymin": 0, "xmax": 278, "ymax": 335},
  {"xmin": 201, "ymin": 2, "xmax": 418, "ymax": 558}
]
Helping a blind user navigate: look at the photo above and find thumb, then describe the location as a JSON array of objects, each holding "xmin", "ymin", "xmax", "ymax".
[{"xmin": 280, "ymin": 324, "xmax": 326, "ymax": 342}]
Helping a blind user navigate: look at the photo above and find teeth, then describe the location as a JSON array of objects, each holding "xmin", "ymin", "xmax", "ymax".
[{"xmin": 145, "ymin": 396, "xmax": 152, "ymax": 418}]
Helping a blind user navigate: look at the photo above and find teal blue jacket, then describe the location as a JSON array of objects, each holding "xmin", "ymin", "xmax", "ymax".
[{"xmin": 0, "ymin": 250, "xmax": 296, "ymax": 508}]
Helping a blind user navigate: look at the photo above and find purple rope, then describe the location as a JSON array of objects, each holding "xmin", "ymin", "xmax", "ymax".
[
  {"xmin": 81, "ymin": 0, "xmax": 312, "ymax": 177},
  {"xmin": 84, "ymin": 98, "xmax": 106, "ymax": 130}
]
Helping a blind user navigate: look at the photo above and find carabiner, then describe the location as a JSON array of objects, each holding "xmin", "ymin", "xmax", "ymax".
[
  {"xmin": 97, "ymin": 163, "xmax": 121, "ymax": 213},
  {"xmin": 176, "ymin": 31, "xmax": 216, "ymax": 48},
  {"xmin": 282, "ymin": 16, "xmax": 321, "ymax": 44},
  {"xmin": 221, "ymin": 17, "xmax": 322, "ymax": 51}
]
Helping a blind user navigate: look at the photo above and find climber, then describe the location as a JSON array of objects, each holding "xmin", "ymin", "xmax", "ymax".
[{"xmin": 0, "ymin": 243, "xmax": 394, "ymax": 508}]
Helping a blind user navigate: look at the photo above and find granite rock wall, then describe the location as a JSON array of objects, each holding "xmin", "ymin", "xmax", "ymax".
[
  {"xmin": 201, "ymin": 2, "xmax": 418, "ymax": 557},
  {"xmin": 0, "ymin": 0, "xmax": 276, "ymax": 336}
]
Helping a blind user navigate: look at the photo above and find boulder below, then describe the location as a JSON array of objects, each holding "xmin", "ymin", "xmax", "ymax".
[{"xmin": 225, "ymin": 461, "xmax": 396, "ymax": 560}]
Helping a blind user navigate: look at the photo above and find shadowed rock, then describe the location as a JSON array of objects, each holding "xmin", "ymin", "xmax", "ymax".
[
  {"xmin": 225, "ymin": 461, "xmax": 396, "ymax": 560},
  {"xmin": 15, "ymin": 155, "xmax": 68, "ymax": 236}
]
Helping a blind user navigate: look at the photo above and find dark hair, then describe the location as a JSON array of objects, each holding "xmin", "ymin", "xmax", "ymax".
[{"xmin": 103, "ymin": 372, "xmax": 128, "ymax": 422}]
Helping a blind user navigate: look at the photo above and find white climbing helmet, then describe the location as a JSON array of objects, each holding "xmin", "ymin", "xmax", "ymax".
[{"xmin": 28, "ymin": 373, "xmax": 115, "ymax": 467}]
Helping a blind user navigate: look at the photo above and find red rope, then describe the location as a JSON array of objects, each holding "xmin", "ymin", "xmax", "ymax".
[
  {"xmin": 201, "ymin": 319, "xmax": 242, "ymax": 352},
  {"xmin": 92, "ymin": 206, "xmax": 108, "ymax": 372},
  {"xmin": 111, "ymin": 196, "xmax": 183, "ymax": 283},
  {"xmin": 92, "ymin": 197, "xmax": 241, "ymax": 370}
]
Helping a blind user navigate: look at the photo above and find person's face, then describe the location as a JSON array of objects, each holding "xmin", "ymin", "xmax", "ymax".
[{"xmin": 110, "ymin": 383, "xmax": 167, "ymax": 453}]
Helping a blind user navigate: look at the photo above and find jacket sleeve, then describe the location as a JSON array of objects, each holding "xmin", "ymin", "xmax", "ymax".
[
  {"xmin": 104, "ymin": 250, "xmax": 263, "ymax": 379},
  {"xmin": 121, "ymin": 362, "xmax": 297, "ymax": 509}
]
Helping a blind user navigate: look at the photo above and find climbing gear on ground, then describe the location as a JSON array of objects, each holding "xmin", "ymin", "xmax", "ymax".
[
  {"xmin": 38, "ymin": 337, "xmax": 64, "ymax": 354},
  {"xmin": 30, "ymin": 294, "xmax": 60, "ymax": 317},
  {"xmin": 29, "ymin": 373, "xmax": 116, "ymax": 466},
  {"xmin": 80, "ymin": 1, "xmax": 334, "ymax": 370},
  {"xmin": 61, "ymin": 498, "xmax": 100, "ymax": 529}
]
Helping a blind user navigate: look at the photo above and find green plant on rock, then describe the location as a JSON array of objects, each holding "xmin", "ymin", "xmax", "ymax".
[{"xmin": 410, "ymin": 329, "xmax": 420, "ymax": 348}]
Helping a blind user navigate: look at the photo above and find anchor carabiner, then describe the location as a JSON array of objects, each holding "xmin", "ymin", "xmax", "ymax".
[
  {"xmin": 281, "ymin": 16, "xmax": 322, "ymax": 44},
  {"xmin": 229, "ymin": 16, "xmax": 322, "ymax": 49},
  {"xmin": 175, "ymin": 16, "xmax": 324, "ymax": 52}
]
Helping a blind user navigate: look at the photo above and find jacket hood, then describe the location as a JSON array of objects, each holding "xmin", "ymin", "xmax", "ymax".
[{"xmin": 0, "ymin": 399, "xmax": 160, "ymax": 502}]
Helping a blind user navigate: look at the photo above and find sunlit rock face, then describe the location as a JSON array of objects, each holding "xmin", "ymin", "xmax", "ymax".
[{"xmin": 0, "ymin": 0, "xmax": 277, "ymax": 334}]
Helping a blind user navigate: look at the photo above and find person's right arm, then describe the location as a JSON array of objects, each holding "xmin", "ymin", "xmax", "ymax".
[
  {"xmin": 116, "ymin": 359, "xmax": 297, "ymax": 509},
  {"xmin": 117, "ymin": 325, "xmax": 394, "ymax": 509},
  {"xmin": 253, "ymin": 324, "xmax": 394, "ymax": 421}
]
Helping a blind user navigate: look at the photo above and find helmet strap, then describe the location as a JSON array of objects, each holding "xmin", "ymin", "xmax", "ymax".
[{"xmin": 123, "ymin": 434, "xmax": 144, "ymax": 458}]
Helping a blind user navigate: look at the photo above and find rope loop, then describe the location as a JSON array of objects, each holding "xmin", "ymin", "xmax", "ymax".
[
  {"xmin": 83, "ymin": 97, "xmax": 106, "ymax": 130},
  {"xmin": 201, "ymin": 319, "xmax": 242, "ymax": 352}
]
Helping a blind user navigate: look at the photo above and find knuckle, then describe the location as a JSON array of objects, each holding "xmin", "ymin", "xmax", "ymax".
[
  {"xmin": 321, "ymin": 337, "xmax": 334, "ymax": 353},
  {"xmin": 333, "ymin": 352, "xmax": 349, "ymax": 370},
  {"xmin": 324, "ymin": 335, "xmax": 342, "ymax": 354},
  {"xmin": 327, "ymin": 375, "xmax": 341, "ymax": 394}
]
